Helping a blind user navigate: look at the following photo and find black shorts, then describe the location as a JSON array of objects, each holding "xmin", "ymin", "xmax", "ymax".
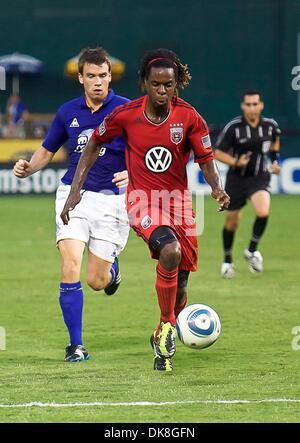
[{"xmin": 225, "ymin": 172, "xmax": 271, "ymax": 211}]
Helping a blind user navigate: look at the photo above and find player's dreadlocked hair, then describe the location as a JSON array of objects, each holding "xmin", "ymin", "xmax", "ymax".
[
  {"xmin": 138, "ymin": 48, "xmax": 192, "ymax": 94},
  {"xmin": 78, "ymin": 47, "xmax": 111, "ymax": 74}
]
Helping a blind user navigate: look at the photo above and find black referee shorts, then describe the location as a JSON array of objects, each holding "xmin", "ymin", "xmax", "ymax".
[{"xmin": 225, "ymin": 172, "xmax": 271, "ymax": 211}]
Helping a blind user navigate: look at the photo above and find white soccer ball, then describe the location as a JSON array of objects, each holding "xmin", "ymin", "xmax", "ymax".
[{"xmin": 176, "ymin": 304, "xmax": 221, "ymax": 349}]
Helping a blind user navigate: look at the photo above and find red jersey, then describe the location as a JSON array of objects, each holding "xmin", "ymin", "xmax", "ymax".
[{"xmin": 92, "ymin": 95, "xmax": 214, "ymax": 196}]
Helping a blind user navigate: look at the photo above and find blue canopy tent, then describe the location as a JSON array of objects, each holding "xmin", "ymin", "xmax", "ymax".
[{"xmin": 0, "ymin": 52, "xmax": 44, "ymax": 94}]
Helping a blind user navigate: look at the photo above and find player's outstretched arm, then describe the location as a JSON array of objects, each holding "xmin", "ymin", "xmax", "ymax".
[
  {"xmin": 199, "ymin": 160, "xmax": 230, "ymax": 211},
  {"xmin": 13, "ymin": 147, "xmax": 54, "ymax": 178},
  {"xmin": 214, "ymin": 149, "xmax": 251, "ymax": 168},
  {"xmin": 60, "ymin": 137, "xmax": 100, "ymax": 225},
  {"xmin": 214, "ymin": 149, "xmax": 237, "ymax": 167}
]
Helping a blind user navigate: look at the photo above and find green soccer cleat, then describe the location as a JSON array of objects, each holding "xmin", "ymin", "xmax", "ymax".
[
  {"xmin": 150, "ymin": 334, "xmax": 173, "ymax": 372},
  {"xmin": 156, "ymin": 321, "xmax": 176, "ymax": 358}
]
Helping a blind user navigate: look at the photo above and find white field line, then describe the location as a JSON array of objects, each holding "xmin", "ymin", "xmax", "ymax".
[{"xmin": 0, "ymin": 399, "xmax": 300, "ymax": 408}]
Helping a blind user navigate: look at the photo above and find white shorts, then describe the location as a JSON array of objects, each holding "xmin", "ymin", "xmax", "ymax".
[{"xmin": 55, "ymin": 184, "xmax": 130, "ymax": 262}]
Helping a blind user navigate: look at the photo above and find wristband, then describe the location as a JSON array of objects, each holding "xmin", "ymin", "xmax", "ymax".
[{"xmin": 270, "ymin": 151, "xmax": 280, "ymax": 163}]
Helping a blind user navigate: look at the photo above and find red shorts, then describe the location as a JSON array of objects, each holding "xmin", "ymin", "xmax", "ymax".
[{"xmin": 127, "ymin": 200, "xmax": 198, "ymax": 272}]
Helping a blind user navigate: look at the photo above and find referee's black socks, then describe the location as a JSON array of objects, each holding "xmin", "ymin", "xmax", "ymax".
[
  {"xmin": 223, "ymin": 228, "xmax": 235, "ymax": 263},
  {"xmin": 248, "ymin": 216, "xmax": 268, "ymax": 253}
]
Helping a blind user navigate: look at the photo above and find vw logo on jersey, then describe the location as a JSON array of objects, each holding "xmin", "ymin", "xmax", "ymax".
[
  {"xmin": 144, "ymin": 146, "xmax": 173, "ymax": 173},
  {"xmin": 74, "ymin": 129, "xmax": 94, "ymax": 153}
]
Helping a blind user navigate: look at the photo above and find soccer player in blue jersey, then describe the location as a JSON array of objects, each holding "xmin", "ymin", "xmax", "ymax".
[{"xmin": 13, "ymin": 47, "xmax": 130, "ymax": 362}]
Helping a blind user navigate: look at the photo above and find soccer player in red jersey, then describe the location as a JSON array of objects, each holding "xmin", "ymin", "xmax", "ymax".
[{"xmin": 61, "ymin": 48, "xmax": 230, "ymax": 371}]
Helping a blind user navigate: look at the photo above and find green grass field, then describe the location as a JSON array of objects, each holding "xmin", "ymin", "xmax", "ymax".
[{"xmin": 0, "ymin": 194, "xmax": 300, "ymax": 423}]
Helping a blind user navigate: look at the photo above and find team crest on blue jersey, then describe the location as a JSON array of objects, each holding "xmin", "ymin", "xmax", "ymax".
[
  {"xmin": 74, "ymin": 129, "xmax": 94, "ymax": 153},
  {"xmin": 170, "ymin": 126, "xmax": 183, "ymax": 144}
]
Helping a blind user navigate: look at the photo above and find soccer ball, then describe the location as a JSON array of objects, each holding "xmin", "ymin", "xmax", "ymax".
[{"xmin": 176, "ymin": 304, "xmax": 221, "ymax": 349}]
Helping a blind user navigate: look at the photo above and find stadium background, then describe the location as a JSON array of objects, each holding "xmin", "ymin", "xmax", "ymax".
[
  {"xmin": 0, "ymin": 0, "xmax": 298, "ymax": 131},
  {"xmin": 1, "ymin": 0, "xmax": 300, "ymax": 425},
  {"xmin": 0, "ymin": 0, "xmax": 300, "ymax": 195}
]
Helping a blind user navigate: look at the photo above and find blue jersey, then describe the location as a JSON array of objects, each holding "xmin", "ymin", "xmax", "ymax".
[{"xmin": 43, "ymin": 89, "xmax": 129, "ymax": 193}]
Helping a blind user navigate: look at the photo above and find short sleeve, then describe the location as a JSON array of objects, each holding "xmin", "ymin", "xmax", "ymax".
[
  {"xmin": 188, "ymin": 111, "xmax": 214, "ymax": 164},
  {"xmin": 42, "ymin": 108, "xmax": 68, "ymax": 153},
  {"xmin": 215, "ymin": 123, "xmax": 235, "ymax": 153},
  {"xmin": 92, "ymin": 105, "xmax": 124, "ymax": 145},
  {"xmin": 271, "ymin": 119, "xmax": 281, "ymax": 142}
]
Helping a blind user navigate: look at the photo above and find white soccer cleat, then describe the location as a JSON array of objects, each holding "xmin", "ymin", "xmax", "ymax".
[
  {"xmin": 221, "ymin": 262, "xmax": 235, "ymax": 279},
  {"xmin": 244, "ymin": 249, "xmax": 263, "ymax": 273}
]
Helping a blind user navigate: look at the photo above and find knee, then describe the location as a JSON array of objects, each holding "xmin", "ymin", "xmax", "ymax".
[
  {"xmin": 62, "ymin": 257, "xmax": 81, "ymax": 279},
  {"xmin": 87, "ymin": 275, "xmax": 108, "ymax": 291},
  {"xmin": 255, "ymin": 212, "xmax": 269, "ymax": 219},
  {"xmin": 225, "ymin": 218, "xmax": 239, "ymax": 231},
  {"xmin": 159, "ymin": 241, "xmax": 181, "ymax": 270}
]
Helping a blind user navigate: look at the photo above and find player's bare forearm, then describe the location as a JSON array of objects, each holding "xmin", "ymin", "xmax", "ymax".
[
  {"xmin": 214, "ymin": 149, "xmax": 251, "ymax": 168},
  {"xmin": 214, "ymin": 149, "xmax": 236, "ymax": 167},
  {"xmin": 28, "ymin": 147, "xmax": 54, "ymax": 174},
  {"xmin": 200, "ymin": 160, "xmax": 230, "ymax": 211},
  {"xmin": 13, "ymin": 147, "xmax": 54, "ymax": 178},
  {"xmin": 200, "ymin": 160, "xmax": 223, "ymax": 193},
  {"xmin": 271, "ymin": 137, "xmax": 280, "ymax": 153},
  {"xmin": 270, "ymin": 137, "xmax": 281, "ymax": 174},
  {"xmin": 60, "ymin": 138, "xmax": 100, "ymax": 224},
  {"xmin": 69, "ymin": 138, "xmax": 100, "ymax": 194}
]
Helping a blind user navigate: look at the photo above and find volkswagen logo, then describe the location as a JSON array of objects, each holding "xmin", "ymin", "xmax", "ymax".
[{"xmin": 144, "ymin": 146, "xmax": 173, "ymax": 173}]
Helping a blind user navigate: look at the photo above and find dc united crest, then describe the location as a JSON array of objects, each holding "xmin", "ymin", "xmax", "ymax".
[{"xmin": 170, "ymin": 125, "xmax": 183, "ymax": 144}]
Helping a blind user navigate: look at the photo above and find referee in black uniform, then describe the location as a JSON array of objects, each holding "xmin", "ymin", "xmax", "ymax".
[{"xmin": 215, "ymin": 90, "xmax": 281, "ymax": 278}]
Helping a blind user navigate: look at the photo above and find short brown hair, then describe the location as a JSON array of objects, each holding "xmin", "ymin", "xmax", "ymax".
[{"xmin": 78, "ymin": 47, "xmax": 111, "ymax": 74}]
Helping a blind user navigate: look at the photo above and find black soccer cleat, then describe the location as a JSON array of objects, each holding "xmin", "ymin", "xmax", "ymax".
[
  {"xmin": 64, "ymin": 344, "xmax": 90, "ymax": 362},
  {"xmin": 104, "ymin": 257, "xmax": 122, "ymax": 296}
]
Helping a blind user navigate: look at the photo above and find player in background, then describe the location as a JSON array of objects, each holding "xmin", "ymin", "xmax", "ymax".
[
  {"xmin": 13, "ymin": 47, "xmax": 130, "ymax": 362},
  {"xmin": 215, "ymin": 90, "xmax": 281, "ymax": 278},
  {"xmin": 60, "ymin": 48, "xmax": 230, "ymax": 371}
]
